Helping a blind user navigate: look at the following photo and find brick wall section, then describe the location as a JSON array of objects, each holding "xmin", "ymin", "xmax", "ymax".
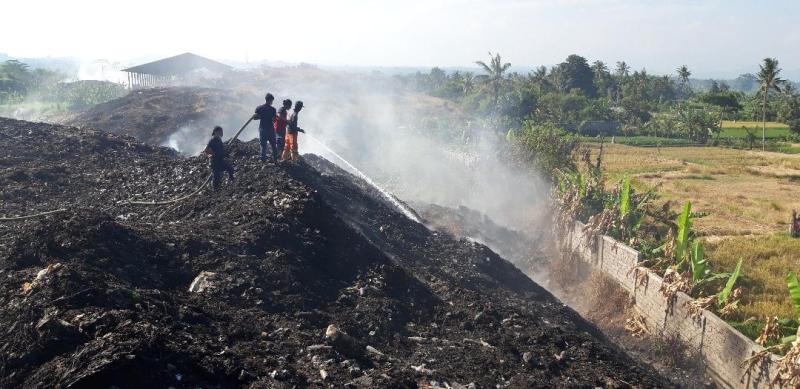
[{"xmin": 566, "ymin": 221, "xmax": 779, "ymax": 389}]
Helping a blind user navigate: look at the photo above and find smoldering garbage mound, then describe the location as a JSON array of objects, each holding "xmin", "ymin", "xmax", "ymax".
[
  {"xmin": 67, "ymin": 87, "xmax": 258, "ymax": 146},
  {"xmin": 0, "ymin": 117, "xmax": 672, "ymax": 388},
  {"xmin": 411, "ymin": 203, "xmax": 549, "ymax": 275}
]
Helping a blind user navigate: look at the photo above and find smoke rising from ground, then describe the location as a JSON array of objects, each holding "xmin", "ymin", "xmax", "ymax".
[{"xmin": 161, "ymin": 67, "xmax": 550, "ymax": 238}]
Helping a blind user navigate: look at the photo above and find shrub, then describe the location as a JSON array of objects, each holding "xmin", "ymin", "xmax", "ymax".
[{"xmin": 507, "ymin": 122, "xmax": 579, "ymax": 177}]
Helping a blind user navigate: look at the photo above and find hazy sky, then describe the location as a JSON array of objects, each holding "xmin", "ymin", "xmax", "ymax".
[{"xmin": 4, "ymin": 0, "xmax": 800, "ymax": 78}]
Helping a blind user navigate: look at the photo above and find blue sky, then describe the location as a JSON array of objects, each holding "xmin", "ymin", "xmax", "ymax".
[{"xmin": 3, "ymin": 0, "xmax": 799, "ymax": 78}]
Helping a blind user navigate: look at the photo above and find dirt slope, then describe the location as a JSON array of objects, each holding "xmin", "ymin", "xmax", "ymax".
[{"xmin": 0, "ymin": 117, "xmax": 671, "ymax": 388}]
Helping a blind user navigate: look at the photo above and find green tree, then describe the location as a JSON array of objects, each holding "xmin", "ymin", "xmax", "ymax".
[
  {"xmin": 592, "ymin": 60, "xmax": 613, "ymax": 100},
  {"xmin": 677, "ymin": 65, "xmax": 691, "ymax": 85},
  {"xmin": 460, "ymin": 72, "xmax": 475, "ymax": 95},
  {"xmin": 475, "ymin": 52, "xmax": 511, "ymax": 113},
  {"xmin": 695, "ymin": 90, "xmax": 743, "ymax": 117},
  {"xmin": 675, "ymin": 105, "xmax": 721, "ymax": 144},
  {"xmin": 553, "ymin": 54, "xmax": 597, "ymax": 97},
  {"xmin": 508, "ymin": 122, "xmax": 579, "ymax": 177},
  {"xmin": 777, "ymin": 83, "xmax": 799, "ymax": 123},
  {"xmin": 0, "ymin": 60, "xmax": 34, "ymax": 102},
  {"xmin": 614, "ymin": 61, "xmax": 631, "ymax": 78},
  {"xmin": 756, "ymin": 58, "xmax": 786, "ymax": 150},
  {"xmin": 529, "ymin": 66, "xmax": 551, "ymax": 92}
]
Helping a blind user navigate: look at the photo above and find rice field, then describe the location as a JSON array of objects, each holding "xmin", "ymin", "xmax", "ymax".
[
  {"xmin": 720, "ymin": 120, "xmax": 789, "ymax": 129},
  {"xmin": 590, "ymin": 143, "xmax": 800, "ymax": 320}
]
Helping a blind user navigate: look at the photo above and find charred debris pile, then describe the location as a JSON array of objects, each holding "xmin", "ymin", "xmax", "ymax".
[
  {"xmin": 0, "ymin": 117, "xmax": 670, "ymax": 387},
  {"xmin": 67, "ymin": 87, "xmax": 256, "ymax": 146}
]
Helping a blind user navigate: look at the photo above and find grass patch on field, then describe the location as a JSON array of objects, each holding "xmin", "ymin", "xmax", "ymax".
[
  {"xmin": 719, "ymin": 126, "xmax": 792, "ymax": 139},
  {"xmin": 590, "ymin": 144, "xmax": 800, "ymax": 236},
  {"xmin": 704, "ymin": 234, "xmax": 800, "ymax": 320},
  {"xmin": 720, "ymin": 120, "xmax": 789, "ymax": 129},
  {"xmin": 771, "ymin": 144, "xmax": 800, "ymax": 154},
  {"xmin": 579, "ymin": 136, "xmax": 697, "ymax": 147}
]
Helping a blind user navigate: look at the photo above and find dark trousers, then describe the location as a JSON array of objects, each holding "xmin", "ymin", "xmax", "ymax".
[
  {"xmin": 212, "ymin": 160, "xmax": 234, "ymax": 188},
  {"xmin": 259, "ymin": 129, "xmax": 278, "ymax": 162},
  {"xmin": 276, "ymin": 131, "xmax": 286, "ymax": 155}
]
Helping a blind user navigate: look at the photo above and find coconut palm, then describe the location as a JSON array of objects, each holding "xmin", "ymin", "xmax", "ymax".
[
  {"xmin": 782, "ymin": 83, "xmax": 797, "ymax": 98},
  {"xmin": 592, "ymin": 61, "xmax": 609, "ymax": 76},
  {"xmin": 756, "ymin": 58, "xmax": 786, "ymax": 150},
  {"xmin": 476, "ymin": 52, "xmax": 511, "ymax": 112},
  {"xmin": 460, "ymin": 72, "xmax": 475, "ymax": 95},
  {"xmin": 676, "ymin": 65, "xmax": 691, "ymax": 85},
  {"xmin": 614, "ymin": 61, "xmax": 630, "ymax": 78}
]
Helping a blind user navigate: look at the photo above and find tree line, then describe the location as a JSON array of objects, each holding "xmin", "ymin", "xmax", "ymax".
[{"xmin": 395, "ymin": 53, "xmax": 800, "ymax": 148}]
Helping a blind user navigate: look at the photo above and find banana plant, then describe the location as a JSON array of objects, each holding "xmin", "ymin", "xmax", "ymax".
[
  {"xmin": 776, "ymin": 272, "xmax": 800, "ymax": 344},
  {"xmin": 674, "ymin": 201, "xmax": 693, "ymax": 265},
  {"xmin": 690, "ymin": 242, "xmax": 709, "ymax": 282},
  {"xmin": 718, "ymin": 258, "xmax": 743, "ymax": 308},
  {"xmin": 787, "ymin": 272, "xmax": 800, "ymax": 319},
  {"xmin": 619, "ymin": 175, "xmax": 631, "ymax": 219}
]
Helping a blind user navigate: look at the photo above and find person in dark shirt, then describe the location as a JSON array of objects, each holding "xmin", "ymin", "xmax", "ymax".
[
  {"xmin": 273, "ymin": 99, "xmax": 292, "ymax": 158},
  {"xmin": 204, "ymin": 126, "xmax": 235, "ymax": 189},
  {"xmin": 253, "ymin": 93, "xmax": 278, "ymax": 162},
  {"xmin": 281, "ymin": 101, "xmax": 305, "ymax": 163}
]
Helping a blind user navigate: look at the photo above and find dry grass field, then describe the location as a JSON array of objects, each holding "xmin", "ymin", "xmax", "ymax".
[
  {"xmin": 591, "ymin": 143, "xmax": 800, "ymax": 320},
  {"xmin": 594, "ymin": 144, "xmax": 800, "ymax": 236}
]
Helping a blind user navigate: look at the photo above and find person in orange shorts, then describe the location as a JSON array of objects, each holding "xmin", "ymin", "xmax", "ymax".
[{"xmin": 281, "ymin": 101, "xmax": 305, "ymax": 163}]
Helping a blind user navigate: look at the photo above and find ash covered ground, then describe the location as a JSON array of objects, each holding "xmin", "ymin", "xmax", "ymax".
[{"xmin": 0, "ymin": 117, "xmax": 672, "ymax": 387}]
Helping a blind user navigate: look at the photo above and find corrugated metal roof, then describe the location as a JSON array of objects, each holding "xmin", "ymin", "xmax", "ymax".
[{"xmin": 122, "ymin": 53, "xmax": 231, "ymax": 76}]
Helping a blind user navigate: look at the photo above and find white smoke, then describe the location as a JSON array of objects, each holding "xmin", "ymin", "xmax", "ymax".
[
  {"xmin": 158, "ymin": 67, "xmax": 551, "ymax": 235},
  {"xmin": 161, "ymin": 126, "xmax": 207, "ymax": 155}
]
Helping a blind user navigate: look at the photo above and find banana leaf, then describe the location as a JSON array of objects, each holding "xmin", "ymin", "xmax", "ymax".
[
  {"xmin": 690, "ymin": 242, "xmax": 708, "ymax": 282},
  {"xmin": 787, "ymin": 272, "xmax": 800, "ymax": 319},
  {"xmin": 718, "ymin": 258, "xmax": 743, "ymax": 308},
  {"xmin": 674, "ymin": 201, "xmax": 692, "ymax": 264},
  {"xmin": 619, "ymin": 175, "xmax": 631, "ymax": 219}
]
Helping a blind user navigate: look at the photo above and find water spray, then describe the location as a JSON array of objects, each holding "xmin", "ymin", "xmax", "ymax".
[{"xmin": 305, "ymin": 134, "xmax": 422, "ymax": 224}]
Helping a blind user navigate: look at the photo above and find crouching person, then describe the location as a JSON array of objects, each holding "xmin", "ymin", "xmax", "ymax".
[{"xmin": 204, "ymin": 126, "xmax": 235, "ymax": 189}]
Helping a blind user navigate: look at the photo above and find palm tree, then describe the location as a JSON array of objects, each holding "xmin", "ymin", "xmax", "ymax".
[
  {"xmin": 460, "ymin": 72, "xmax": 475, "ymax": 95},
  {"xmin": 476, "ymin": 52, "xmax": 511, "ymax": 112},
  {"xmin": 614, "ymin": 61, "xmax": 630, "ymax": 78},
  {"xmin": 676, "ymin": 65, "xmax": 691, "ymax": 85},
  {"xmin": 592, "ymin": 60, "xmax": 609, "ymax": 76},
  {"xmin": 756, "ymin": 58, "xmax": 786, "ymax": 150},
  {"xmin": 782, "ymin": 83, "xmax": 797, "ymax": 98}
]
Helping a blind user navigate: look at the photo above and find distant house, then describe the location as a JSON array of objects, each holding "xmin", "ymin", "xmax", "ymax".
[{"xmin": 122, "ymin": 53, "xmax": 232, "ymax": 89}]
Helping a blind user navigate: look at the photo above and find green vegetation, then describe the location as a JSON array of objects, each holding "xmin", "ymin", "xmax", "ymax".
[
  {"xmin": 719, "ymin": 126, "xmax": 790, "ymax": 139},
  {"xmin": 718, "ymin": 258, "xmax": 743, "ymax": 308},
  {"xmin": 705, "ymin": 235, "xmax": 800, "ymax": 320},
  {"xmin": 401, "ymin": 54, "xmax": 800, "ymax": 155},
  {"xmin": 0, "ymin": 59, "xmax": 127, "ymax": 117},
  {"xmin": 507, "ymin": 122, "xmax": 580, "ymax": 175},
  {"xmin": 446, "ymin": 51, "xmax": 800, "ymax": 354}
]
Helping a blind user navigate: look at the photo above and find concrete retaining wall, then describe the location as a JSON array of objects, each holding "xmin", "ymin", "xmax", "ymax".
[{"xmin": 566, "ymin": 221, "xmax": 778, "ymax": 388}]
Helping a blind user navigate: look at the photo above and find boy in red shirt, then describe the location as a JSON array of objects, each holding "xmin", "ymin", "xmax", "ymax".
[{"xmin": 273, "ymin": 99, "xmax": 291, "ymax": 158}]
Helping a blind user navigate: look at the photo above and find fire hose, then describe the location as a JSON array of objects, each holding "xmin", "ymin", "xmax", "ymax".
[{"xmin": 0, "ymin": 117, "xmax": 254, "ymax": 221}]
